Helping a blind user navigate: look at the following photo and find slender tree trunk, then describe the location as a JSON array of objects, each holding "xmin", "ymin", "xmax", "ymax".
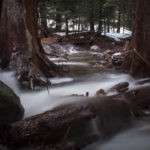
[
  {"xmin": 65, "ymin": 16, "xmax": 69, "ymax": 36},
  {"xmin": 0, "ymin": 0, "xmax": 60, "ymax": 88},
  {"xmin": 117, "ymin": 10, "xmax": 121, "ymax": 33},
  {"xmin": 55, "ymin": 12, "xmax": 61, "ymax": 31},
  {"xmin": 40, "ymin": 18, "xmax": 48, "ymax": 37},
  {"xmin": 90, "ymin": 22, "xmax": 94, "ymax": 33},
  {"xmin": 107, "ymin": 18, "xmax": 110, "ymax": 33},
  {"xmin": 98, "ymin": 0, "xmax": 103, "ymax": 35},
  {"xmin": 78, "ymin": 17, "xmax": 81, "ymax": 32},
  {"xmin": 120, "ymin": 0, "xmax": 150, "ymax": 77},
  {"xmin": 38, "ymin": 5, "xmax": 48, "ymax": 37}
]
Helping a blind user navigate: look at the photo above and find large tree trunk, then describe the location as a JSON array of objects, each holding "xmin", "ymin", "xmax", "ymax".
[
  {"xmin": 0, "ymin": 0, "xmax": 60, "ymax": 88},
  {"xmin": 120, "ymin": 0, "xmax": 150, "ymax": 77}
]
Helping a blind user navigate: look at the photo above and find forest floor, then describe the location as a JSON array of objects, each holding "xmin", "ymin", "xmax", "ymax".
[
  {"xmin": 40, "ymin": 32, "xmax": 129, "ymax": 75},
  {"xmin": 41, "ymin": 32, "xmax": 126, "ymax": 51}
]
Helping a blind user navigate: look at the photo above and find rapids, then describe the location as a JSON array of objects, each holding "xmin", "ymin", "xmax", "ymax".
[
  {"xmin": 0, "ymin": 46, "xmax": 148, "ymax": 118},
  {"xmin": 84, "ymin": 117, "xmax": 150, "ymax": 150},
  {"xmin": 1, "ymin": 44, "xmax": 150, "ymax": 150}
]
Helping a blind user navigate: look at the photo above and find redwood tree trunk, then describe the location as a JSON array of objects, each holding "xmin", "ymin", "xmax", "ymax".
[
  {"xmin": 0, "ymin": 0, "xmax": 60, "ymax": 87},
  {"xmin": 121, "ymin": 0, "xmax": 150, "ymax": 77}
]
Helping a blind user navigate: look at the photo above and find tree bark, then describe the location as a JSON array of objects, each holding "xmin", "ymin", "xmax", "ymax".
[
  {"xmin": 120, "ymin": 0, "xmax": 150, "ymax": 77},
  {"xmin": 117, "ymin": 10, "xmax": 121, "ymax": 33},
  {"xmin": 0, "ymin": 0, "xmax": 60, "ymax": 87},
  {"xmin": 55, "ymin": 11, "xmax": 62, "ymax": 31},
  {"xmin": 38, "ymin": 3, "xmax": 49, "ymax": 37},
  {"xmin": 3, "ymin": 95, "xmax": 131, "ymax": 148},
  {"xmin": 0, "ymin": 0, "xmax": 2, "ymax": 19},
  {"xmin": 98, "ymin": 0, "xmax": 103, "ymax": 35},
  {"xmin": 65, "ymin": 15, "xmax": 69, "ymax": 36}
]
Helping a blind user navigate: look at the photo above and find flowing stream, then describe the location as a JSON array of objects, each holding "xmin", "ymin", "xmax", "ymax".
[
  {"xmin": 0, "ymin": 44, "xmax": 150, "ymax": 149},
  {"xmin": 84, "ymin": 117, "xmax": 150, "ymax": 150}
]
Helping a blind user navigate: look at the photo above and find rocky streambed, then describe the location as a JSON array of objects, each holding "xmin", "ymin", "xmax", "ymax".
[{"xmin": 1, "ymin": 43, "xmax": 150, "ymax": 150}]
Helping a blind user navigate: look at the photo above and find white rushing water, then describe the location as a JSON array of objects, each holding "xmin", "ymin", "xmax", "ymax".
[
  {"xmin": 1, "ymin": 48, "xmax": 150, "ymax": 118},
  {"xmin": 0, "ymin": 70, "xmax": 136, "ymax": 118},
  {"xmin": 1, "ymin": 47, "xmax": 150, "ymax": 150},
  {"xmin": 84, "ymin": 117, "xmax": 150, "ymax": 150}
]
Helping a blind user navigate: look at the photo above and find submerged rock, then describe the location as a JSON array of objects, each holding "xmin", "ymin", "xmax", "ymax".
[
  {"xmin": 96, "ymin": 89, "xmax": 106, "ymax": 96},
  {"xmin": 0, "ymin": 81, "xmax": 24, "ymax": 128}
]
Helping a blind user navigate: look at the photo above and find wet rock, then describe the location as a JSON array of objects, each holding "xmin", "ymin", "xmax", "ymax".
[
  {"xmin": 93, "ymin": 63, "xmax": 105, "ymax": 68},
  {"xmin": 0, "ymin": 81, "xmax": 24, "ymax": 128},
  {"xmin": 112, "ymin": 53, "xmax": 123, "ymax": 66},
  {"xmin": 107, "ymin": 82, "xmax": 129, "ymax": 93},
  {"xmin": 90, "ymin": 45, "xmax": 101, "ymax": 51},
  {"xmin": 96, "ymin": 89, "xmax": 106, "ymax": 96},
  {"xmin": 103, "ymin": 49, "xmax": 113, "ymax": 56}
]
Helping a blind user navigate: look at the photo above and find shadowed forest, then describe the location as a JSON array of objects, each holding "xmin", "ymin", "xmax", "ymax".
[{"xmin": 0, "ymin": 0, "xmax": 150, "ymax": 150}]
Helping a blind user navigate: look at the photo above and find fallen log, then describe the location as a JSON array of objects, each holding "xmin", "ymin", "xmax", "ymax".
[
  {"xmin": 3, "ymin": 85, "xmax": 150, "ymax": 149},
  {"xmin": 3, "ymin": 96, "xmax": 131, "ymax": 149},
  {"xmin": 135, "ymin": 78, "xmax": 150, "ymax": 85}
]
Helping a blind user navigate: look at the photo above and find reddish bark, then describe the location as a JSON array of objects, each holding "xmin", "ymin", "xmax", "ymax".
[
  {"xmin": 121, "ymin": 0, "xmax": 150, "ymax": 76},
  {"xmin": 0, "ymin": 0, "xmax": 60, "ymax": 87}
]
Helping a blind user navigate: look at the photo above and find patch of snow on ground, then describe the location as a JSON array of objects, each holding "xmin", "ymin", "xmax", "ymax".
[
  {"xmin": 113, "ymin": 52, "xmax": 122, "ymax": 56},
  {"xmin": 102, "ymin": 28, "xmax": 132, "ymax": 41}
]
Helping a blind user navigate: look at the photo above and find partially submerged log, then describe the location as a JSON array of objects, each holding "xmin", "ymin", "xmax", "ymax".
[
  {"xmin": 125, "ymin": 86, "xmax": 150, "ymax": 110},
  {"xmin": 135, "ymin": 78, "xmax": 150, "ymax": 85},
  {"xmin": 4, "ymin": 103, "xmax": 95, "ymax": 148},
  {"xmin": 3, "ymin": 96, "xmax": 131, "ymax": 149},
  {"xmin": 3, "ymin": 85, "xmax": 150, "ymax": 149}
]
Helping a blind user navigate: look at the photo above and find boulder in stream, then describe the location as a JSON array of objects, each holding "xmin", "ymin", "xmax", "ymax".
[
  {"xmin": 107, "ymin": 82, "xmax": 129, "ymax": 93},
  {"xmin": 0, "ymin": 81, "xmax": 24, "ymax": 128}
]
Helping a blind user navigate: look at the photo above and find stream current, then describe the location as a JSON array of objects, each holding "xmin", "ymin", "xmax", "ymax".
[{"xmin": 0, "ymin": 45, "xmax": 150, "ymax": 149}]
